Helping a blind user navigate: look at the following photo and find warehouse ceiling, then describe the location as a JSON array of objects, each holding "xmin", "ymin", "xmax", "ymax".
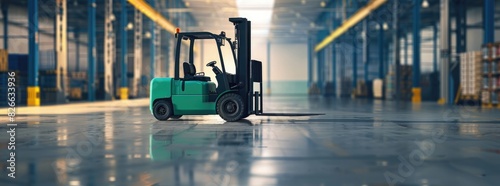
[
  {"xmin": 1, "ymin": 0, "xmax": 495, "ymax": 44},
  {"xmin": 183, "ymin": 0, "xmax": 328, "ymax": 43}
]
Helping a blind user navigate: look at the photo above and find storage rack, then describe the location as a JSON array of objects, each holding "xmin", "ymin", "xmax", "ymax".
[{"xmin": 481, "ymin": 43, "xmax": 500, "ymax": 108}]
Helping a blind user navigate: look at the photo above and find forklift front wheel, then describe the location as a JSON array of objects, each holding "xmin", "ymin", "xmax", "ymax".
[
  {"xmin": 153, "ymin": 100, "xmax": 173, "ymax": 121},
  {"xmin": 217, "ymin": 93, "xmax": 246, "ymax": 122}
]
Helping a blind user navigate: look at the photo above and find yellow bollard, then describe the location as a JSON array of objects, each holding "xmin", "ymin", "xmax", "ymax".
[
  {"xmin": 120, "ymin": 87, "xmax": 129, "ymax": 100},
  {"xmin": 27, "ymin": 86, "xmax": 40, "ymax": 106},
  {"xmin": 411, "ymin": 87, "xmax": 421, "ymax": 103}
]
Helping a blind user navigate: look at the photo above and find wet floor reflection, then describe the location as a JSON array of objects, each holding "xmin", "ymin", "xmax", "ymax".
[{"xmin": 1, "ymin": 96, "xmax": 500, "ymax": 186}]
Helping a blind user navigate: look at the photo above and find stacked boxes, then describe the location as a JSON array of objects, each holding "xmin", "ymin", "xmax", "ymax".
[
  {"xmin": 400, "ymin": 65, "xmax": 412, "ymax": 101},
  {"xmin": 68, "ymin": 72, "xmax": 87, "ymax": 100},
  {"xmin": 481, "ymin": 42, "xmax": 500, "ymax": 106},
  {"xmin": 460, "ymin": 51, "xmax": 482, "ymax": 96},
  {"xmin": 0, "ymin": 53, "xmax": 29, "ymax": 107},
  {"xmin": 385, "ymin": 65, "xmax": 412, "ymax": 101},
  {"xmin": 0, "ymin": 73, "xmax": 27, "ymax": 107},
  {"xmin": 482, "ymin": 90, "xmax": 490, "ymax": 103}
]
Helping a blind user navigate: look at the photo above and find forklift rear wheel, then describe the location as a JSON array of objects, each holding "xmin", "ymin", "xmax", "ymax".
[
  {"xmin": 171, "ymin": 115, "xmax": 183, "ymax": 119},
  {"xmin": 153, "ymin": 100, "xmax": 173, "ymax": 121},
  {"xmin": 217, "ymin": 93, "xmax": 246, "ymax": 122}
]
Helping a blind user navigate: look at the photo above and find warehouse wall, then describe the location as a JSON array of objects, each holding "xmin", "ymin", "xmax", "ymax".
[
  {"xmin": 465, "ymin": 6, "xmax": 500, "ymax": 51},
  {"xmin": 0, "ymin": 4, "xmax": 89, "ymax": 71},
  {"xmin": 0, "ymin": 5, "xmax": 55, "ymax": 53}
]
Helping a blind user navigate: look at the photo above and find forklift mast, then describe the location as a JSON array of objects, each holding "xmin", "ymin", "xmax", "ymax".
[{"xmin": 230, "ymin": 17, "xmax": 255, "ymax": 115}]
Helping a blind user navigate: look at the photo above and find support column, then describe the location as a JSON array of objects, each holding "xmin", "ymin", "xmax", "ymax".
[
  {"xmin": 56, "ymin": 0, "xmax": 68, "ymax": 103},
  {"xmin": 352, "ymin": 33, "xmax": 357, "ymax": 91},
  {"xmin": 315, "ymin": 31, "xmax": 323, "ymax": 94},
  {"xmin": 75, "ymin": 29, "xmax": 80, "ymax": 72},
  {"xmin": 103, "ymin": 0, "xmax": 114, "ymax": 100},
  {"xmin": 88, "ymin": 0, "xmax": 96, "ymax": 101},
  {"xmin": 378, "ymin": 22, "xmax": 384, "ymax": 79},
  {"xmin": 433, "ymin": 23, "xmax": 437, "ymax": 73},
  {"xmin": 332, "ymin": 43, "xmax": 337, "ymax": 96},
  {"xmin": 120, "ymin": 0, "xmax": 128, "ymax": 100},
  {"xmin": 453, "ymin": 0, "xmax": 467, "ymax": 103},
  {"xmin": 154, "ymin": 21, "xmax": 161, "ymax": 77},
  {"xmin": 412, "ymin": 0, "xmax": 422, "ymax": 103},
  {"xmin": 317, "ymin": 42, "xmax": 325, "ymax": 94},
  {"xmin": 308, "ymin": 33, "xmax": 313, "ymax": 88},
  {"xmin": 439, "ymin": 0, "xmax": 450, "ymax": 104},
  {"xmin": 131, "ymin": 9, "xmax": 142, "ymax": 98},
  {"xmin": 363, "ymin": 20, "xmax": 369, "ymax": 82},
  {"xmin": 2, "ymin": 2, "xmax": 8, "ymax": 49},
  {"xmin": 404, "ymin": 33, "xmax": 408, "ymax": 65},
  {"xmin": 28, "ymin": 0, "xmax": 40, "ymax": 106},
  {"xmin": 149, "ymin": 0, "xmax": 156, "ymax": 79},
  {"xmin": 267, "ymin": 40, "xmax": 271, "ymax": 95},
  {"xmin": 484, "ymin": 0, "xmax": 495, "ymax": 43},
  {"xmin": 393, "ymin": 0, "xmax": 401, "ymax": 101}
]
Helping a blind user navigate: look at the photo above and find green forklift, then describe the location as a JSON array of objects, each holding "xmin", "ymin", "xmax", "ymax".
[{"xmin": 150, "ymin": 17, "xmax": 320, "ymax": 122}]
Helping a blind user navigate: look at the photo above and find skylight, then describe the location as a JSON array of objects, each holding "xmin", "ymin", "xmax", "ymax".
[{"xmin": 236, "ymin": 0, "xmax": 275, "ymax": 37}]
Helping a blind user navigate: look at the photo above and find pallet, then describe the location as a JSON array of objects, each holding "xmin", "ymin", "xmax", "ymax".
[{"xmin": 461, "ymin": 95, "xmax": 480, "ymax": 100}]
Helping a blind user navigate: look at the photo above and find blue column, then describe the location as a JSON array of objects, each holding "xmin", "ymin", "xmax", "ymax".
[
  {"xmin": 316, "ymin": 32, "xmax": 325, "ymax": 94},
  {"xmin": 317, "ymin": 49, "xmax": 324, "ymax": 94},
  {"xmin": 27, "ymin": 0, "xmax": 40, "ymax": 106},
  {"xmin": 149, "ymin": 0, "xmax": 156, "ymax": 80},
  {"xmin": 332, "ymin": 43, "xmax": 336, "ymax": 96},
  {"xmin": 378, "ymin": 22, "xmax": 384, "ymax": 79},
  {"xmin": 75, "ymin": 29, "xmax": 80, "ymax": 72},
  {"xmin": 87, "ymin": 0, "xmax": 96, "ymax": 101},
  {"xmin": 120, "ymin": 0, "xmax": 128, "ymax": 99},
  {"xmin": 363, "ymin": 20, "xmax": 369, "ymax": 82},
  {"xmin": 433, "ymin": 24, "xmax": 437, "ymax": 73},
  {"xmin": 412, "ymin": 0, "xmax": 422, "ymax": 102},
  {"xmin": 484, "ymin": 0, "xmax": 494, "ymax": 44},
  {"xmin": 308, "ymin": 34, "xmax": 313, "ymax": 88},
  {"xmin": 28, "ymin": 0, "xmax": 39, "ymax": 86},
  {"xmin": 2, "ymin": 2, "xmax": 8, "ymax": 49},
  {"xmin": 352, "ymin": 33, "xmax": 357, "ymax": 89},
  {"xmin": 28, "ymin": 0, "xmax": 38, "ymax": 87}
]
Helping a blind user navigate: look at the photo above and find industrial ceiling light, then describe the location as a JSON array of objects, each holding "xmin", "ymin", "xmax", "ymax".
[
  {"xmin": 301, "ymin": 0, "xmax": 306, "ymax": 5},
  {"xmin": 109, "ymin": 14, "xmax": 116, "ymax": 21},
  {"xmin": 383, "ymin": 22, "xmax": 388, "ymax": 30},
  {"xmin": 422, "ymin": 0, "xmax": 429, "ymax": 8},
  {"xmin": 126, "ymin": 22, "xmax": 134, "ymax": 30},
  {"xmin": 310, "ymin": 22, "xmax": 316, "ymax": 28},
  {"xmin": 185, "ymin": 2, "xmax": 190, "ymax": 7},
  {"xmin": 144, "ymin": 31, "xmax": 151, "ymax": 38},
  {"xmin": 320, "ymin": 1, "xmax": 326, "ymax": 7}
]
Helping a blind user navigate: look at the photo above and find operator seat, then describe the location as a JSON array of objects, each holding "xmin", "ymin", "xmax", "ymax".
[{"xmin": 183, "ymin": 62, "xmax": 211, "ymax": 81}]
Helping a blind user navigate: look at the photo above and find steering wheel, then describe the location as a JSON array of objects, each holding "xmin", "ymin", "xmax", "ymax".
[{"xmin": 206, "ymin": 61, "xmax": 217, "ymax": 67}]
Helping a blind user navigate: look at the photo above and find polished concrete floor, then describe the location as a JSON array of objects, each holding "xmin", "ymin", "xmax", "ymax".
[{"xmin": 1, "ymin": 96, "xmax": 500, "ymax": 186}]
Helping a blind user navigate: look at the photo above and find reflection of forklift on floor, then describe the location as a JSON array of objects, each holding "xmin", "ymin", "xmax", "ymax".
[{"xmin": 150, "ymin": 17, "xmax": 321, "ymax": 122}]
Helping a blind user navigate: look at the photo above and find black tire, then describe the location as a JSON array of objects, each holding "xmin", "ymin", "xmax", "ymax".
[
  {"xmin": 217, "ymin": 93, "xmax": 246, "ymax": 122},
  {"xmin": 170, "ymin": 115, "xmax": 183, "ymax": 119},
  {"xmin": 153, "ymin": 100, "xmax": 173, "ymax": 121}
]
